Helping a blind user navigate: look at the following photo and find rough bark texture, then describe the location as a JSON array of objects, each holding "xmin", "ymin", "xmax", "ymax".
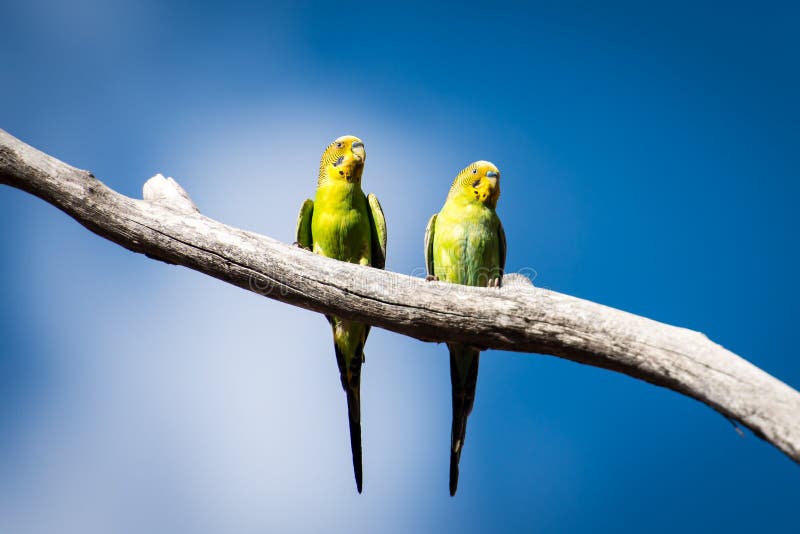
[{"xmin": 1, "ymin": 128, "xmax": 798, "ymax": 464}]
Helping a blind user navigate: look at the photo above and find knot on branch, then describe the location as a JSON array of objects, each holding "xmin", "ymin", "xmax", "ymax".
[
  {"xmin": 502, "ymin": 272, "xmax": 535, "ymax": 289},
  {"xmin": 142, "ymin": 173, "xmax": 198, "ymax": 213}
]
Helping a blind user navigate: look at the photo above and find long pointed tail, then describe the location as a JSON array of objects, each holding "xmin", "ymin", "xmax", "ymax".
[
  {"xmin": 332, "ymin": 334, "xmax": 364, "ymax": 494},
  {"xmin": 344, "ymin": 383, "xmax": 363, "ymax": 493},
  {"xmin": 449, "ymin": 344, "xmax": 480, "ymax": 496}
]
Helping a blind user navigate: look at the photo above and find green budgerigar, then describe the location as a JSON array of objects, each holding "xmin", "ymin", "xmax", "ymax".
[
  {"xmin": 424, "ymin": 160, "xmax": 506, "ymax": 496},
  {"xmin": 296, "ymin": 135, "xmax": 387, "ymax": 493}
]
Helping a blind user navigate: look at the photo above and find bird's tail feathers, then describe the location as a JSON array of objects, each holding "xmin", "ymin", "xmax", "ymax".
[
  {"xmin": 334, "ymin": 341, "xmax": 364, "ymax": 494},
  {"xmin": 345, "ymin": 383, "xmax": 363, "ymax": 493},
  {"xmin": 448, "ymin": 344, "xmax": 480, "ymax": 496}
]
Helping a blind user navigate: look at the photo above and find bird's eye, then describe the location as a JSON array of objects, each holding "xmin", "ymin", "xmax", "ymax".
[
  {"xmin": 336, "ymin": 142, "xmax": 343, "ymax": 148},
  {"xmin": 472, "ymin": 169, "xmax": 477, "ymax": 174}
]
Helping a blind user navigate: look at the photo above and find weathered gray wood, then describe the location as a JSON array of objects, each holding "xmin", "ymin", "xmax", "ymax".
[{"xmin": 1, "ymin": 127, "xmax": 798, "ymax": 464}]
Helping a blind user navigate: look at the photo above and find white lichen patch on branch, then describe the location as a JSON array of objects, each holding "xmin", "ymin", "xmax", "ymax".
[{"xmin": 143, "ymin": 173, "xmax": 199, "ymax": 213}]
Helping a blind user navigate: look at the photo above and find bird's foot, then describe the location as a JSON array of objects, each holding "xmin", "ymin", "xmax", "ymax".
[
  {"xmin": 292, "ymin": 241, "xmax": 311, "ymax": 251},
  {"xmin": 425, "ymin": 274, "xmax": 440, "ymax": 282},
  {"xmin": 487, "ymin": 277, "xmax": 502, "ymax": 288}
]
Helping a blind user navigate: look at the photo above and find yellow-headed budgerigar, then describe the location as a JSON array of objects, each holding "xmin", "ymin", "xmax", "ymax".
[
  {"xmin": 295, "ymin": 135, "xmax": 387, "ymax": 493},
  {"xmin": 424, "ymin": 161, "xmax": 505, "ymax": 496}
]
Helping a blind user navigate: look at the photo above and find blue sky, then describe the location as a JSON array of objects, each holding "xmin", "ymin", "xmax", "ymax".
[{"xmin": 1, "ymin": 1, "xmax": 798, "ymax": 532}]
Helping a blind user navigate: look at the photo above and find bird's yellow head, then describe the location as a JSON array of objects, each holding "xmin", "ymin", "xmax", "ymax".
[
  {"xmin": 449, "ymin": 160, "xmax": 501, "ymax": 208},
  {"xmin": 318, "ymin": 135, "xmax": 366, "ymax": 185}
]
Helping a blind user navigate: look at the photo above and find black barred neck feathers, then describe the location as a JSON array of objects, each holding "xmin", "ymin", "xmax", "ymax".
[
  {"xmin": 318, "ymin": 135, "xmax": 366, "ymax": 187},
  {"xmin": 448, "ymin": 160, "xmax": 501, "ymax": 209}
]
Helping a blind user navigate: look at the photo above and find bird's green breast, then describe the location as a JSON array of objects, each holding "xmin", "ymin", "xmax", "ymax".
[
  {"xmin": 433, "ymin": 199, "xmax": 501, "ymax": 287},
  {"xmin": 311, "ymin": 182, "xmax": 372, "ymax": 265}
]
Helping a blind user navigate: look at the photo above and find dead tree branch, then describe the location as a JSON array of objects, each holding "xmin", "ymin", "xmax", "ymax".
[{"xmin": 1, "ymin": 128, "xmax": 798, "ymax": 464}]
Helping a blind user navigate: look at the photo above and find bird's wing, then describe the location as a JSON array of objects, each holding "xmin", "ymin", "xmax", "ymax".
[
  {"xmin": 497, "ymin": 217, "xmax": 507, "ymax": 277},
  {"xmin": 424, "ymin": 213, "xmax": 437, "ymax": 277},
  {"xmin": 367, "ymin": 193, "xmax": 387, "ymax": 269},
  {"xmin": 296, "ymin": 199, "xmax": 314, "ymax": 249}
]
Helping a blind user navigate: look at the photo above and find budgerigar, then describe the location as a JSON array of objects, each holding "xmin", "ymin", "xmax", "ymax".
[
  {"xmin": 296, "ymin": 135, "xmax": 387, "ymax": 493},
  {"xmin": 424, "ymin": 161, "xmax": 505, "ymax": 496}
]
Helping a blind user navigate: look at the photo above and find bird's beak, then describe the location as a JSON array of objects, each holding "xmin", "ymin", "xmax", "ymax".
[
  {"xmin": 351, "ymin": 141, "xmax": 366, "ymax": 162},
  {"xmin": 485, "ymin": 172, "xmax": 499, "ymax": 191},
  {"xmin": 480, "ymin": 171, "xmax": 500, "ymax": 206}
]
